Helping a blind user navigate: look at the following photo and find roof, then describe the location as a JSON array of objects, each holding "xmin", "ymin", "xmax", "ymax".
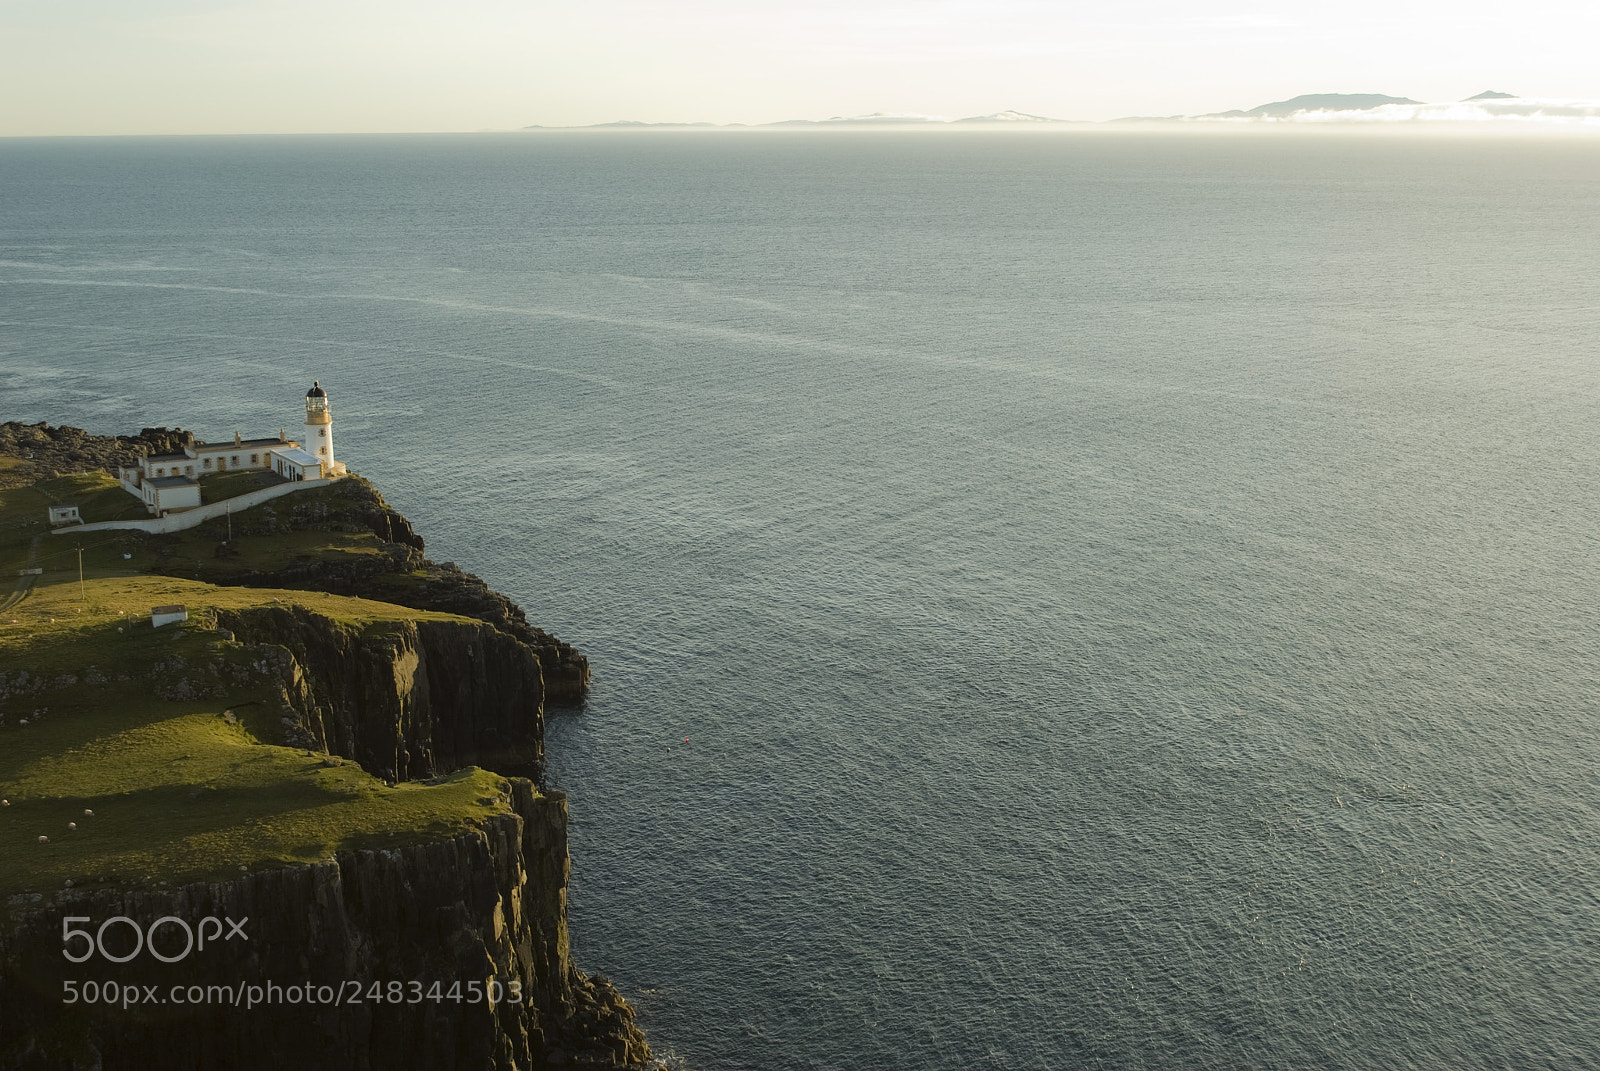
[
  {"xmin": 306, "ymin": 381, "xmax": 327, "ymax": 398},
  {"xmin": 144, "ymin": 453, "xmax": 189, "ymax": 464},
  {"xmin": 190, "ymin": 438, "xmax": 285, "ymax": 453},
  {"xmin": 151, "ymin": 604, "xmax": 186, "ymax": 615},
  {"xmin": 146, "ymin": 475, "xmax": 199, "ymax": 488},
  {"xmin": 273, "ymin": 446, "xmax": 323, "ymax": 467}
]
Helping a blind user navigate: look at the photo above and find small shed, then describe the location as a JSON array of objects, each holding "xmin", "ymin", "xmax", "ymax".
[
  {"xmin": 270, "ymin": 446, "xmax": 325, "ymax": 482},
  {"xmin": 48, "ymin": 505, "xmax": 81, "ymax": 527},
  {"xmin": 141, "ymin": 475, "xmax": 201, "ymax": 516},
  {"xmin": 151, "ymin": 604, "xmax": 188, "ymax": 629}
]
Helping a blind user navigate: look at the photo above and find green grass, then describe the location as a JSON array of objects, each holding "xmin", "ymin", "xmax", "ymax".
[
  {"xmin": 0, "ymin": 604, "xmax": 223, "ymax": 678},
  {"xmin": 1, "ymin": 689, "xmax": 511, "ymax": 903},
  {"xmin": 2, "ymin": 470, "xmax": 403, "ymax": 589},
  {"xmin": 155, "ymin": 528, "xmax": 389, "ymax": 580},
  {"xmin": 0, "ymin": 576, "xmax": 521, "ymax": 907},
  {"xmin": 0, "ymin": 469, "xmax": 520, "ymax": 907},
  {"xmin": 0, "ymin": 572, "xmax": 476, "ymax": 675},
  {"xmin": 0, "ymin": 484, "xmax": 388, "ymax": 611},
  {"xmin": 197, "ymin": 468, "xmax": 279, "ymax": 504},
  {"xmin": 0, "ymin": 473, "xmax": 147, "ymax": 575}
]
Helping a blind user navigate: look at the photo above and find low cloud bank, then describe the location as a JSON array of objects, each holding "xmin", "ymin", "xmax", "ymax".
[{"xmin": 1202, "ymin": 97, "xmax": 1600, "ymax": 127}]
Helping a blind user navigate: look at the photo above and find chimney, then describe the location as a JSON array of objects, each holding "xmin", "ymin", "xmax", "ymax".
[{"xmin": 234, "ymin": 431, "xmax": 242, "ymax": 446}]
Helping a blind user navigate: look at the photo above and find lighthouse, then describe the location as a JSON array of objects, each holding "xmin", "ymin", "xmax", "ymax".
[
  {"xmin": 115, "ymin": 381, "xmax": 349, "ymax": 510},
  {"xmin": 304, "ymin": 380, "xmax": 336, "ymax": 472}
]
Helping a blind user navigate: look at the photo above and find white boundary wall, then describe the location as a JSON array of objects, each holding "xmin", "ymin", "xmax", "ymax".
[{"xmin": 55, "ymin": 478, "xmax": 335, "ymax": 537}]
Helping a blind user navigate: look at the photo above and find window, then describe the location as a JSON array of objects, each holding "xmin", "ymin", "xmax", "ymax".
[
  {"xmin": 319, "ymin": 428, "xmax": 326, "ymax": 437},
  {"xmin": 203, "ymin": 458, "xmax": 212, "ymax": 469},
  {"xmin": 231, "ymin": 455, "xmax": 240, "ymax": 465},
  {"xmin": 250, "ymin": 454, "xmax": 258, "ymax": 464},
  {"xmin": 156, "ymin": 468, "xmax": 165, "ymax": 477},
  {"xmin": 186, "ymin": 466, "xmax": 194, "ymax": 476}
]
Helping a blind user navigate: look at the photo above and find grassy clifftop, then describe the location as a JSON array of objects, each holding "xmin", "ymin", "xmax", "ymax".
[
  {"xmin": 0, "ymin": 569, "xmax": 516, "ymax": 905},
  {"xmin": 0, "ymin": 464, "xmax": 519, "ymax": 906}
]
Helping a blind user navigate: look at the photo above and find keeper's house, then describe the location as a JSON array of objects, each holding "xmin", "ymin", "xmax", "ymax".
[{"xmin": 118, "ymin": 382, "xmax": 346, "ymax": 516}]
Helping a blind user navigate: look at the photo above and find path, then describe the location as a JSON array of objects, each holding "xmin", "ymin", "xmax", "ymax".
[{"xmin": 0, "ymin": 534, "xmax": 46, "ymax": 614}]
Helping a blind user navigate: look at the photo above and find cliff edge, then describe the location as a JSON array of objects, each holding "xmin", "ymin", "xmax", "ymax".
[{"xmin": 0, "ymin": 425, "xmax": 654, "ymax": 1069}]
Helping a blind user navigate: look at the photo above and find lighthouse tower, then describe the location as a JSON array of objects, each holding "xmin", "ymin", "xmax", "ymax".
[{"xmin": 303, "ymin": 380, "xmax": 337, "ymax": 474}]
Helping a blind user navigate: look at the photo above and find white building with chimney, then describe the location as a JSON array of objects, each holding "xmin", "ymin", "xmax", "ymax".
[{"xmin": 118, "ymin": 382, "xmax": 348, "ymax": 516}]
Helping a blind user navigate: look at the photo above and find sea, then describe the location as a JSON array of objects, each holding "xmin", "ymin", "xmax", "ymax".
[{"xmin": 2, "ymin": 129, "xmax": 1599, "ymax": 1070}]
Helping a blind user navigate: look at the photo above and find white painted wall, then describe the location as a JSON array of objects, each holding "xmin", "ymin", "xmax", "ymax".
[
  {"xmin": 304, "ymin": 419, "xmax": 334, "ymax": 470},
  {"xmin": 57, "ymin": 477, "xmax": 336, "ymax": 536},
  {"xmin": 154, "ymin": 483, "xmax": 202, "ymax": 513},
  {"xmin": 145, "ymin": 460, "xmax": 196, "ymax": 479}
]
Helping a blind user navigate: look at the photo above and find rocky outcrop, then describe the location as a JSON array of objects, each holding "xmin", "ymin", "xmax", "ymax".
[
  {"xmin": 0, "ymin": 422, "xmax": 194, "ymax": 489},
  {"xmin": 377, "ymin": 563, "xmax": 591, "ymax": 705},
  {"xmin": 176, "ymin": 477, "xmax": 590, "ymax": 703},
  {"xmin": 0, "ymin": 783, "xmax": 651, "ymax": 1070},
  {"xmin": 192, "ymin": 473, "xmax": 426, "ymax": 554},
  {"xmin": 215, "ymin": 605, "xmax": 547, "ymax": 782}
]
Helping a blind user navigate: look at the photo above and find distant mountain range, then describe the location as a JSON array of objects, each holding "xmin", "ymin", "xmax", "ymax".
[
  {"xmin": 524, "ymin": 92, "xmax": 1600, "ymax": 130},
  {"xmin": 1202, "ymin": 93, "xmax": 1422, "ymax": 119},
  {"xmin": 522, "ymin": 110, "xmax": 1073, "ymax": 131}
]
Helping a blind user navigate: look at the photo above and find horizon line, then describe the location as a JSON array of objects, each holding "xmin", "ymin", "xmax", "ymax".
[{"xmin": 11, "ymin": 95, "xmax": 1600, "ymax": 140}]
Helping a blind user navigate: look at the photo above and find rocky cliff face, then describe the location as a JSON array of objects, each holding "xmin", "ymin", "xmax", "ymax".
[
  {"xmin": 178, "ymin": 476, "xmax": 591, "ymax": 703},
  {"xmin": 0, "ymin": 783, "xmax": 650, "ymax": 1070},
  {"xmin": 215, "ymin": 606, "xmax": 547, "ymax": 782},
  {"xmin": 373, "ymin": 562, "xmax": 591, "ymax": 706}
]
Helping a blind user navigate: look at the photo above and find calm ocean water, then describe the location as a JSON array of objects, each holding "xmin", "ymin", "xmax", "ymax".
[{"xmin": 3, "ymin": 131, "xmax": 1599, "ymax": 1069}]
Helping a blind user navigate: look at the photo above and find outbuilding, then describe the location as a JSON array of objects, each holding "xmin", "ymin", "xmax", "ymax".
[
  {"xmin": 270, "ymin": 446, "xmax": 326, "ymax": 481},
  {"xmin": 139, "ymin": 475, "xmax": 202, "ymax": 515},
  {"xmin": 151, "ymin": 605, "xmax": 188, "ymax": 629}
]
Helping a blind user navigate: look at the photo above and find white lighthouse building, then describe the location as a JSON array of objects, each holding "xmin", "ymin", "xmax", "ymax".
[
  {"xmin": 303, "ymin": 380, "xmax": 336, "ymax": 471},
  {"xmin": 269, "ymin": 381, "xmax": 346, "ymax": 482},
  {"xmin": 117, "ymin": 381, "xmax": 348, "ymax": 515}
]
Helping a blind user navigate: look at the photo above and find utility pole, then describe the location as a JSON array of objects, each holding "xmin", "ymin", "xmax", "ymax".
[
  {"xmin": 77, "ymin": 547, "xmax": 85, "ymax": 602},
  {"xmin": 227, "ymin": 503, "xmax": 233, "ymax": 542}
]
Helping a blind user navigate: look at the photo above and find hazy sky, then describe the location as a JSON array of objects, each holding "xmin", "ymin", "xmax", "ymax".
[{"xmin": 2, "ymin": 0, "xmax": 1598, "ymax": 135}]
